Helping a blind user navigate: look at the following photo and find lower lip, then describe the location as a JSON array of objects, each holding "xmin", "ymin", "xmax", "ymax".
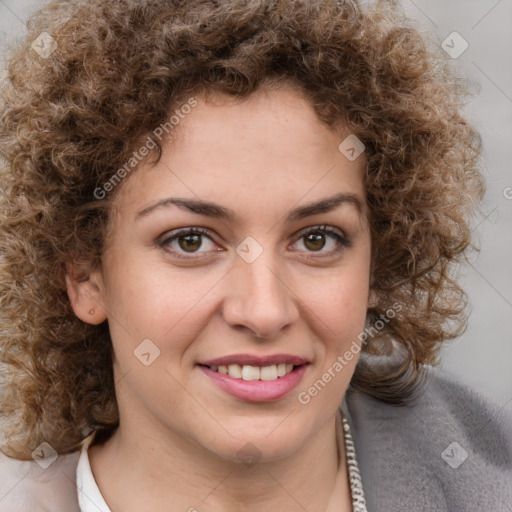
[{"xmin": 199, "ymin": 364, "xmax": 309, "ymax": 402}]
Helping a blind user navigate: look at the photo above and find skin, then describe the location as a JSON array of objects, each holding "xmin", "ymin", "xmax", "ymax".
[{"xmin": 67, "ymin": 86, "xmax": 372, "ymax": 512}]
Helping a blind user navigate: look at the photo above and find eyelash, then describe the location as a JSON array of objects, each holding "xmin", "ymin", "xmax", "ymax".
[{"xmin": 158, "ymin": 225, "xmax": 351, "ymax": 260}]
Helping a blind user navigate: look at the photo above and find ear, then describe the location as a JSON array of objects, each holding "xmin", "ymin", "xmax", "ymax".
[{"xmin": 65, "ymin": 264, "xmax": 108, "ymax": 325}]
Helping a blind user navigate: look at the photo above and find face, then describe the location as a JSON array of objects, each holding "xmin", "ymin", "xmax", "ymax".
[{"xmin": 70, "ymin": 86, "xmax": 372, "ymax": 464}]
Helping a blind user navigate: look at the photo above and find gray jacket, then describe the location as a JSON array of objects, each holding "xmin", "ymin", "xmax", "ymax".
[
  {"xmin": 342, "ymin": 365, "xmax": 512, "ymax": 511},
  {"xmin": 1, "ymin": 364, "xmax": 511, "ymax": 511}
]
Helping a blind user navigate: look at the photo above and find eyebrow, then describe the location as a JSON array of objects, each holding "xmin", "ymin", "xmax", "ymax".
[{"xmin": 135, "ymin": 192, "xmax": 363, "ymax": 223}]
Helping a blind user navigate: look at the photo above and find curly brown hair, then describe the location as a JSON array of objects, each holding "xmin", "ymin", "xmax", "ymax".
[{"xmin": 0, "ymin": 0, "xmax": 484, "ymax": 460}]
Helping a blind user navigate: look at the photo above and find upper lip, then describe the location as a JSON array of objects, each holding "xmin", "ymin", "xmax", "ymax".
[{"xmin": 199, "ymin": 354, "xmax": 309, "ymax": 367}]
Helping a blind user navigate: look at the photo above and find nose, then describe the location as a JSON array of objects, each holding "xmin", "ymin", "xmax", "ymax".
[{"xmin": 221, "ymin": 253, "xmax": 299, "ymax": 339}]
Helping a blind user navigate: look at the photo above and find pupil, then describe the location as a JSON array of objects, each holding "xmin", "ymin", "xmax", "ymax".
[
  {"xmin": 305, "ymin": 233, "xmax": 325, "ymax": 251},
  {"xmin": 179, "ymin": 234, "xmax": 201, "ymax": 252}
]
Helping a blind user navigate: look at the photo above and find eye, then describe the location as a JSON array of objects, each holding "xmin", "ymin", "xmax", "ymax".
[
  {"xmin": 158, "ymin": 227, "xmax": 221, "ymax": 258},
  {"xmin": 291, "ymin": 225, "xmax": 351, "ymax": 256},
  {"xmin": 158, "ymin": 225, "xmax": 351, "ymax": 260}
]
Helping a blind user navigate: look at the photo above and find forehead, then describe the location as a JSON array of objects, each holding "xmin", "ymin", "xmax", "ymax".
[{"xmin": 112, "ymin": 86, "xmax": 368, "ymax": 222}]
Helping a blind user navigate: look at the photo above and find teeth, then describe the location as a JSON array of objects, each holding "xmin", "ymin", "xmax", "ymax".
[
  {"xmin": 227, "ymin": 364, "xmax": 242, "ymax": 379},
  {"xmin": 277, "ymin": 363, "xmax": 287, "ymax": 377},
  {"xmin": 242, "ymin": 365, "xmax": 260, "ymax": 381},
  {"xmin": 211, "ymin": 363, "xmax": 298, "ymax": 381},
  {"xmin": 260, "ymin": 365, "xmax": 277, "ymax": 381}
]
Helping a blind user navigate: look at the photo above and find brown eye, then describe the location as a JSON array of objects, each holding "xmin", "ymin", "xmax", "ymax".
[
  {"xmin": 303, "ymin": 232, "xmax": 326, "ymax": 251},
  {"xmin": 291, "ymin": 225, "xmax": 351, "ymax": 256},
  {"xmin": 159, "ymin": 227, "xmax": 221, "ymax": 259},
  {"xmin": 178, "ymin": 234, "xmax": 203, "ymax": 252}
]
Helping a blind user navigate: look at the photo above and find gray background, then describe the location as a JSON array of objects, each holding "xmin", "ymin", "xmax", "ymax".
[{"xmin": 1, "ymin": 0, "xmax": 511, "ymax": 409}]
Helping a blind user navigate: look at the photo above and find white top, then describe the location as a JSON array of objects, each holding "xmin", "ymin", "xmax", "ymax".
[
  {"xmin": 75, "ymin": 410, "xmax": 366, "ymax": 512},
  {"xmin": 76, "ymin": 434, "xmax": 112, "ymax": 512}
]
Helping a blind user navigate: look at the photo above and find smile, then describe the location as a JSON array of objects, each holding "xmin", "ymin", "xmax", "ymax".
[{"xmin": 198, "ymin": 363, "xmax": 309, "ymax": 402}]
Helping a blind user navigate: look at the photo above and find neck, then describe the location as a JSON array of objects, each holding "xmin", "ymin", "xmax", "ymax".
[{"xmin": 88, "ymin": 411, "xmax": 352, "ymax": 512}]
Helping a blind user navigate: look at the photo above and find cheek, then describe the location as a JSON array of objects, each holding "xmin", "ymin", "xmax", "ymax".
[
  {"xmin": 103, "ymin": 256, "xmax": 227, "ymax": 348},
  {"xmin": 297, "ymin": 259, "xmax": 370, "ymax": 344},
  {"xmin": 294, "ymin": 271, "xmax": 369, "ymax": 409}
]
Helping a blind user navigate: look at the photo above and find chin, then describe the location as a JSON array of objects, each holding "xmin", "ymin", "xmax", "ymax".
[{"xmin": 200, "ymin": 418, "xmax": 311, "ymax": 465}]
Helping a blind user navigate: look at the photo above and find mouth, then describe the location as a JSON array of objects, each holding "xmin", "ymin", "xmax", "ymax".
[{"xmin": 197, "ymin": 354, "xmax": 310, "ymax": 402}]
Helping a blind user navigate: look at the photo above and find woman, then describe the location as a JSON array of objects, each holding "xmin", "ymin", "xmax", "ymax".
[{"xmin": 0, "ymin": 0, "xmax": 510, "ymax": 510}]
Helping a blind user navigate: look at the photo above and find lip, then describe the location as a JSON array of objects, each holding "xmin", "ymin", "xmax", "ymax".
[
  {"xmin": 199, "ymin": 353, "xmax": 309, "ymax": 367},
  {"xmin": 199, "ymin": 364, "xmax": 309, "ymax": 402}
]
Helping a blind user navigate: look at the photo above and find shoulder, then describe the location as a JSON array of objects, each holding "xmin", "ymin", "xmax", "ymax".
[
  {"xmin": 343, "ymin": 364, "xmax": 512, "ymax": 512},
  {"xmin": 0, "ymin": 449, "xmax": 80, "ymax": 511}
]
